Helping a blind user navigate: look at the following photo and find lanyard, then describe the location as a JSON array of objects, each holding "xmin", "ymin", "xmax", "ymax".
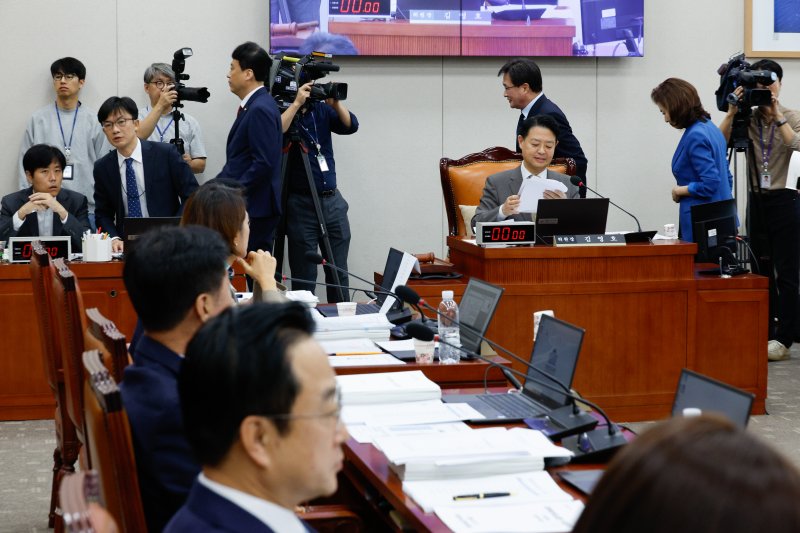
[
  {"xmin": 55, "ymin": 101, "xmax": 79, "ymax": 157},
  {"xmin": 757, "ymin": 117, "xmax": 776, "ymax": 170},
  {"xmin": 148, "ymin": 107, "xmax": 175, "ymax": 142},
  {"xmin": 299, "ymin": 110, "xmax": 321, "ymax": 153}
]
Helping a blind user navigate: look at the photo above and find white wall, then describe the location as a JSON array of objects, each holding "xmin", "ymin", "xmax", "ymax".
[{"xmin": 1, "ymin": 0, "xmax": 798, "ymax": 298}]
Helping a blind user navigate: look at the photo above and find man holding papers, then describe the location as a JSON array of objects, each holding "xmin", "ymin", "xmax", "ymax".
[{"xmin": 472, "ymin": 115, "xmax": 578, "ymax": 229}]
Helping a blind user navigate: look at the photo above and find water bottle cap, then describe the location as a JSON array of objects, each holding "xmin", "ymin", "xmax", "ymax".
[{"xmin": 442, "ymin": 290, "xmax": 454, "ymax": 299}]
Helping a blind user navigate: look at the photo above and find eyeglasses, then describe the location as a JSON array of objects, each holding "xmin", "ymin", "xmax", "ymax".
[
  {"xmin": 147, "ymin": 80, "xmax": 174, "ymax": 89},
  {"xmin": 265, "ymin": 388, "xmax": 343, "ymax": 428},
  {"xmin": 53, "ymin": 73, "xmax": 78, "ymax": 82},
  {"xmin": 101, "ymin": 117, "xmax": 136, "ymax": 130},
  {"xmin": 502, "ymin": 83, "xmax": 519, "ymax": 91}
]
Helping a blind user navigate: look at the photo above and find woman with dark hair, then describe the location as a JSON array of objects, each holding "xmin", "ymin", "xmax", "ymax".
[
  {"xmin": 181, "ymin": 180, "xmax": 284, "ymax": 303},
  {"xmin": 572, "ymin": 415, "xmax": 800, "ymax": 533},
  {"xmin": 651, "ymin": 78, "xmax": 733, "ymax": 241}
]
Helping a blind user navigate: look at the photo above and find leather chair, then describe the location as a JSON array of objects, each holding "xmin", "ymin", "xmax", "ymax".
[
  {"xmin": 29, "ymin": 242, "xmax": 78, "ymax": 531},
  {"xmin": 84, "ymin": 308, "xmax": 130, "ymax": 383},
  {"xmin": 439, "ymin": 146, "xmax": 576, "ymax": 238},
  {"xmin": 82, "ymin": 349, "xmax": 147, "ymax": 532}
]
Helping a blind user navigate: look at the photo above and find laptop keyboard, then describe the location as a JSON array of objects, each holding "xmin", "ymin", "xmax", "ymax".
[
  {"xmin": 479, "ymin": 393, "xmax": 544, "ymax": 418},
  {"xmin": 357, "ymin": 302, "xmax": 380, "ymax": 314}
]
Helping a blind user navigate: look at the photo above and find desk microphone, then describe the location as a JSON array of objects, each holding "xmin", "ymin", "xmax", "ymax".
[
  {"xmin": 569, "ymin": 176, "xmax": 653, "ymax": 243},
  {"xmin": 279, "ymin": 274, "xmax": 397, "ymax": 302},
  {"xmin": 305, "ymin": 252, "xmax": 388, "ymax": 299}
]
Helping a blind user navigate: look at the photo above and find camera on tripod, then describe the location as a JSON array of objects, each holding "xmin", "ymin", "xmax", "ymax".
[
  {"xmin": 270, "ymin": 52, "xmax": 348, "ymax": 111},
  {"xmin": 171, "ymin": 48, "xmax": 211, "ymax": 104},
  {"xmin": 715, "ymin": 53, "xmax": 776, "ymax": 112}
]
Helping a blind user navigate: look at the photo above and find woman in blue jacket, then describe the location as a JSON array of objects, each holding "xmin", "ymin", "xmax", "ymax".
[{"xmin": 651, "ymin": 78, "xmax": 734, "ymax": 242}]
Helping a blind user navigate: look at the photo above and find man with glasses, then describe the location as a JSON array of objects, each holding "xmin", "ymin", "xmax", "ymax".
[
  {"xmin": 166, "ymin": 302, "xmax": 349, "ymax": 532},
  {"xmin": 17, "ymin": 57, "xmax": 109, "ymax": 228},
  {"xmin": 498, "ymin": 58, "xmax": 588, "ymax": 184},
  {"xmin": 93, "ymin": 96, "xmax": 198, "ymax": 252},
  {"xmin": 138, "ymin": 63, "xmax": 208, "ymax": 175}
]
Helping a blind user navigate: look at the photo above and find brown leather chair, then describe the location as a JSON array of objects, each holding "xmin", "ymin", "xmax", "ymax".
[
  {"xmin": 84, "ymin": 307, "xmax": 130, "ymax": 383},
  {"xmin": 82, "ymin": 349, "xmax": 146, "ymax": 532},
  {"xmin": 439, "ymin": 146, "xmax": 577, "ymax": 238},
  {"xmin": 30, "ymin": 242, "xmax": 78, "ymax": 531}
]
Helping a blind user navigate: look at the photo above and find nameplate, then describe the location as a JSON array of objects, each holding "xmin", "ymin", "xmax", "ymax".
[
  {"xmin": 9, "ymin": 236, "xmax": 71, "ymax": 263},
  {"xmin": 409, "ymin": 9, "xmax": 461, "ymax": 23},
  {"xmin": 553, "ymin": 234, "xmax": 627, "ymax": 247}
]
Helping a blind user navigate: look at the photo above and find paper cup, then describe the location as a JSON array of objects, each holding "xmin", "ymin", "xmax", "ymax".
[
  {"xmin": 336, "ymin": 301, "xmax": 357, "ymax": 317},
  {"xmin": 413, "ymin": 339, "xmax": 435, "ymax": 364}
]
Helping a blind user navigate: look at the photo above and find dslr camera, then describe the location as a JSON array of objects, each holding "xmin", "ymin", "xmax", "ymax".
[
  {"xmin": 171, "ymin": 48, "xmax": 211, "ymax": 103},
  {"xmin": 270, "ymin": 52, "xmax": 348, "ymax": 111},
  {"xmin": 715, "ymin": 53, "xmax": 776, "ymax": 112}
]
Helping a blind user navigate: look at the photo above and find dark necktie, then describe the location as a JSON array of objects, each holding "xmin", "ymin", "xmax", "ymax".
[
  {"xmin": 125, "ymin": 158, "xmax": 142, "ymax": 218},
  {"xmin": 515, "ymin": 113, "xmax": 525, "ymax": 152}
]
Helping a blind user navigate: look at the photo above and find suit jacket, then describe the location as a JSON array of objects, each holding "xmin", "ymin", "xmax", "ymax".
[
  {"xmin": 0, "ymin": 187, "xmax": 91, "ymax": 251},
  {"xmin": 472, "ymin": 166, "xmax": 578, "ymax": 228},
  {"xmin": 120, "ymin": 335, "xmax": 199, "ymax": 533},
  {"xmin": 165, "ymin": 480, "xmax": 316, "ymax": 533},
  {"xmin": 216, "ymin": 87, "xmax": 283, "ymax": 218},
  {"xmin": 519, "ymin": 94, "xmax": 588, "ymax": 178},
  {"xmin": 93, "ymin": 140, "xmax": 199, "ymax": 238}
]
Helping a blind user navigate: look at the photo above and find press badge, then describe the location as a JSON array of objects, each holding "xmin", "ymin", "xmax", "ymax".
[
  {"xmin": 63, "ymin": 164, "xmax": 74, "ymax": 180},
  {"xmin": 317, "ymin": 153, "xmax": 329, "ymax": 173},
  {"xmin": 760, "ymin": 171, "xmax": 771, "ymax": 189}
]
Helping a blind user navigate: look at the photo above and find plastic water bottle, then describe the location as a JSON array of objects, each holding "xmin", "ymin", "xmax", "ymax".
[{"xmin": 437, "ymin": 290, "xmax": 461, "ymax": 364}]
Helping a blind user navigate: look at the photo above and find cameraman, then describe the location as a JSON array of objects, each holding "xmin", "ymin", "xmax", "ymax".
[
  {"xmin": 719, "ymin": 59, "xmax": 800, "ymax": 361},
  {"xmin": 281, "ymin": 81, "xmax": 358, "ymax": 303}
]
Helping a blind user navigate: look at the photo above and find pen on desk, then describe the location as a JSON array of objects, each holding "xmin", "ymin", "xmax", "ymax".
[
  {"xmin": 334, "ymin": 351, "xmax": 382, "ymax": 356},
  {"xmin": 452, "ymin": 492, "xmax": 511, "ymax": 501}
]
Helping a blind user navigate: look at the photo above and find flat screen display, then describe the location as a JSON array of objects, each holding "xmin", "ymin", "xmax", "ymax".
[{"xmin": 269, "ymin": 0, "xmax": 644, "ymax": 57}]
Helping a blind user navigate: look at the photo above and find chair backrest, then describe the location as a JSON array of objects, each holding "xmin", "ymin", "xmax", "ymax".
[
  {"xmin": 82, "ymin": 349, "xmax": 146, "ymax": 532},
  {"xmin": 29, "ymin": 242, "xmax": 61, "ymax": 391},
  {"xmin": 84, "ymin": 308, "xmax": 130, "ymax": 383},
  {"xmin": 51, "ymin": 258, "xmax": 88, "ymax": 445},
  {"xmin": 439, "ymin": 146, "xmax": 577, "ymax": 238}
]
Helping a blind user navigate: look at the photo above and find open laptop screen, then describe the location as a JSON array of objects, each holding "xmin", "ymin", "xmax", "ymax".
[
  {"xmin": 672, "ymin": 369, "xmax": 754, "ymax": 428},
  {"xmin": 535, "ymin": 198, "xmax": 609, "ymax": 243},
  {"xmin": 376, "ymin": 247, "xmax": 404, "ymax": 308},
  {"xmin": 124, "ymin": 217, "xmax": 182, "ymax": 252},
  {"xmin": 522, "ymin": 314, "xmax": 585, "ymax": 408},
  {"xmin": 458, "ymin": 278, "xmax": 504, "ymax": 355}
]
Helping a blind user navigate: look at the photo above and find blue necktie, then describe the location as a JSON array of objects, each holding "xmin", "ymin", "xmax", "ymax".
[{"xmin": 125, "ymin": 158, "xmax": 142, "ymax": 217}]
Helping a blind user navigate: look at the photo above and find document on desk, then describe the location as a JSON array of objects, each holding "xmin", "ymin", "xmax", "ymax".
[
  {"xmin": 403, "ymin": 471, "xmax": 574, "ymax": 513},
  {"xmin": 312, "ymin": 313, "xmax": 393, "ymax": 342},
  {"xmin": 328, "ymin": 354, "xmax": 405, "ymax": 367},
  {"xmin": 347, "ymin": 421, "xmax": 471, "ymax": 445},
  {"xmin": 319, "ymin": 337, "xmax": 383, "ymax": 355},
  {"xmin": 337, "ymin": 370, "xmax": 441, "ymax": 405},
  {"xmin": 342, "ymin": 400, "xmax": 483, "ymax": 427},
  {"xmin": 518, "ymin": 178, "xmax": 568, "ymax": 213},
  {"xmin": 434, "ymin": 500, "xmax": 585, "ymax": 533}
]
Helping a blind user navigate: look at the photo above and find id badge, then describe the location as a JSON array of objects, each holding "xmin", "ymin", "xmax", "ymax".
[
  {"xmin": 317, "ymin": 153, "xmax": 330, "ymax": 173},
  {"xmin": 63, "ymin": 164, "xmax": 74, "ymax": 180},
  {"xmin": 760, "ymin": 171, "xmax": 771, "ymax": 189}
]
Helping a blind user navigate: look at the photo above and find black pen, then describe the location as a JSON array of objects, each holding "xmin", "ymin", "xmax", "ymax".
[{"xmin": 452, "ymin": 492, "xmax": 511, "ymax": 501}]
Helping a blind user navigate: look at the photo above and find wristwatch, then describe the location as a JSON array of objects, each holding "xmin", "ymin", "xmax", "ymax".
[{"xmin": 776, "ymin": 118, "xmax": 788, "ymax": 128}]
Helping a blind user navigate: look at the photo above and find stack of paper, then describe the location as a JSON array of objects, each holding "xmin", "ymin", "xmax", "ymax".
[
  {"xmin": 285, "ymin": 290, "xmax": 319, "ymax": 308},
  {"xmin": 312, "ymin": 312, "xmax": 393, "ymax": 342},
  {"xmin": 374, "ymin": 427, "xmax": 572, "ymax": 481},
  {"xmin": 434, "ymin": 500, "xmax": 585, "ymax": 533},
  {"xmin": 337, "ymin": 371, "xmax": 441, "ymax": 406}
]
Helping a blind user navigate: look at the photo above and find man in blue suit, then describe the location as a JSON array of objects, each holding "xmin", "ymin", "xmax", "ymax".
[
  {"xmin": 121, "ymin": 226, "xmax": 234, "ymax": 532},
  {"xmin": 166, "ymin": 302, "xmax": 349, "ymax": 533},
  {"xmin": 93, "ymin": 96, "xmax": 198, "ymax": 252},
  {"xmin": 216, "ymin": 42, "xmax": 283, "ymax": 253}
]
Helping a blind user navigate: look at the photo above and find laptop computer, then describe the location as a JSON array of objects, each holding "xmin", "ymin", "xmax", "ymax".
[
  {"xmin": 534, "ymin": 198, "xmax": 609, "ymax": 244},
  {"xmin": 123, "ymin": 217, "xmax": 182, "ymax": 253},
  {"xmin": 442, "ymin": 314, "xmax": 584, "ymax": 422},
  {"xmin": 672, "ymin": 369, "xmax": 754, "ymax": 428}
]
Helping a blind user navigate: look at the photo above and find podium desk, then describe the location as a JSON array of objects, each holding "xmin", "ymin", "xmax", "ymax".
[
  {"xmin": 0, "ymin": 261, "xmax": 137, "ymax": 420},
  {"xmin": 414, "ymin": 238, "xmax": 769, "ymax": 422}
]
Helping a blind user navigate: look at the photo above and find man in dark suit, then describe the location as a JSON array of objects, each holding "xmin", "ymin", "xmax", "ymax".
[
  {"xmin": 120, "ymin": 226, "xmax": 234, "ymax": 532},
  {"xmin": 498, "ymin": 58, "xmax": 588, "ymax": 183},
  {"xmin": 166, "ymin": 302, "xmax": 348, "ymax": 533},
  {"xmin": 0, "ymin": 144, "xmax": 91, "ymax": 251},
  {"xmin": 216, "ymin": 42, "xmax": 283, "ymax": 253},
  {"xmin": 93, "ymin": 96, "xmax": 198, "ymax": 252}
]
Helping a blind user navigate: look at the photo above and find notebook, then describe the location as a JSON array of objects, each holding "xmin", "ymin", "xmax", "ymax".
[
  {"xmin": 671, "ymin": 369, "xmax": 754, "ymax": 428},
  {"xmin": 442, "ymin": 314, "xmax": 584, "ymax": 422}
]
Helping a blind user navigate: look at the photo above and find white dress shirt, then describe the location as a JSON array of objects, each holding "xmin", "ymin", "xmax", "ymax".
[
  {"xmin": 116, "ymin": 138, "xmax": 149, "ymax": 217},
  {"xmin": 240, "ymin": 86, "xmax": 263, "ymax": 109}
]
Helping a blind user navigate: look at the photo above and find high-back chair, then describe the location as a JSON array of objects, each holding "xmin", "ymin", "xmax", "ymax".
[
  {"xmin": 82, "ymin": 349, "xmax": 147, "ymax": 532},
  {"xmin": 84, "ymin": 307, "xmax": 130, "ymax": 383},
  {"xmin": 439, "ymin": 146, "xmax": 576, "ymax": 238},
  {"xmin": 29, "ymin": 242, "xmax": 79, "ymax": 531}
]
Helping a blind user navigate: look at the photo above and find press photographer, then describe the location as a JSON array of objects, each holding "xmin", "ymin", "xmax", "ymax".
[
  {"xmin": 275, "ymin": 52, "xmax": 358, "ymax": 303},
  {"xmin": 718, "ymin": 58, "xmax": 800, "ymax": 361}
]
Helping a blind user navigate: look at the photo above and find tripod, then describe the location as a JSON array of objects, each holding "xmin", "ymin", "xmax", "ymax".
[
  {"xmin": 273, "ymin": 123, "xmax": 347, "ymax": 302},
  {"xmin": 168, "ymin": 105, "xmax": 185, "ymax": 155}
]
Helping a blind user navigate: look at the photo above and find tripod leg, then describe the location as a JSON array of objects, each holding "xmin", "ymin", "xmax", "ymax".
[{"xmin": 273, "ymin": 141, "xmax": 293, "ymax": 281}]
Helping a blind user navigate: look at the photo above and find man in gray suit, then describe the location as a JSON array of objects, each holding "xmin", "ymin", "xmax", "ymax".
[{"xmin": 473, "ymin": 115, "xmax": 578, "ymax": 229}]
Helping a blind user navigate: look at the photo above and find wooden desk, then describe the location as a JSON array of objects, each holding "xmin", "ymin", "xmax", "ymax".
[
  {"xmin": 328, "ymin": 18, "xmax": 575, "ymax": 55},
  {"xmin": 0, "ymin": 261, "xmax": 137, "ymax": 420},
  {"xmin": 413, "ymin": 238, "xmax": 769, "ymax": 423},
  {"xmin": 334, "ymin": 355, "xmax": 510, "ymax": 388}
]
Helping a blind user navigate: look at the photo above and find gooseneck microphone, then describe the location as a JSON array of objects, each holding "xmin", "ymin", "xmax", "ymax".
[
  {"xmin": 279, "ymin": 274, "xmax": 397, "ymax": 302},
  {"xmin": 305, "ymin": 251, "xmax": 388, "ymax": 302},
  {"xmin": 569, "ymin": 176, "xmax": 643, "ymax": 233}
]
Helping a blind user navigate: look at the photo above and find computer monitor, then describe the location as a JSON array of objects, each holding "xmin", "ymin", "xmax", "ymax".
[
  {"xmin": 458, "ymin": 278, "xmax": 504, "ymax": 354},
  {"xmin": 580, "ymin": 0, "xmax": 644, "ymax": 55},
  {"xmin": 690, "ymin": 199, "xmax": 738, "ymax": 264},
  {"xmin": 535, "ymin": 198, "xmax": 610, "ymax": 244},
  {"xmin": 672, "ymin": 369, "xmax": 754, "ymax": 428}
]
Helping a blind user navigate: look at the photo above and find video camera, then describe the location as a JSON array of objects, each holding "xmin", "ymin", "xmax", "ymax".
[
  {"xmin": 715, "ymin": 53, "xmax": 776, "ymax": 112},
  {"xmin": 270, "ymin": 52, "xmax": 348, "ymax": 111},
  {"xmin": 171, "ymin": 48, "xmax": 211, "ymax": 104}
]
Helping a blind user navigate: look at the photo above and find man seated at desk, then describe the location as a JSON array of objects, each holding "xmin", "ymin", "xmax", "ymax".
[
  {"xmin": 166, "ymin": 302, "xmax": 349, "ymax": 532},
  {"xmin": 472, "ymin": 114, "xmax": 578, "ymax": 229},
  {"xmin": 0, "ymin": 144, "xmax": 91, "ymax": 251}
]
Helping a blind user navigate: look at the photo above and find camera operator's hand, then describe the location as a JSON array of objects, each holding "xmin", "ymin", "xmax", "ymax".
[
  {"xmin": 726, "ymin": 86, "xmax": 744, "ymax": 116},
  {"xmin": 326, "ymin": 98, "xmax": 353, "ymax": 128},
  {"xmin": 155, "ymin": 84, "xmax": 178, "ymax": 114},
  {"xmin": 281, "ymin": 82, "xmax": 314, "ymax": 133}
]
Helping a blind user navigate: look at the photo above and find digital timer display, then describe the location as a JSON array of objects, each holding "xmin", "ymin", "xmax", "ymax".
[
  {"xmin": 329, "ymin": 0, "xmax": 391, "ymax": 16},
  {"xmin": 476, "ymin": 222, "xmax": 537, "ymax": 245}
]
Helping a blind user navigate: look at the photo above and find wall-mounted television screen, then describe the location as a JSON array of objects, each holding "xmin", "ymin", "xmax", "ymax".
[{"xmin": 269, "ymin": 0, "xmax": 644, "ymax": 57}]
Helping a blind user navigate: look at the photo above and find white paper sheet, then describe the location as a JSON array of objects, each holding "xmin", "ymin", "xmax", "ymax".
[
  {"xmin": 327, "ymin": 354, "xmax": 405, "ymax": 367},
  {"xmin": 434, "ymin": 500, "xmax": 585, "ymax": 533},
  {"xmin": 346, "ymin": 421, "xmax": 471, "ymax": 445},
  {"xmin": 518, "ymin": 178, "xmax": 569, "ymax": 213}
]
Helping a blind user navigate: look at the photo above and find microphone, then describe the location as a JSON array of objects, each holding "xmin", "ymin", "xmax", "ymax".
[
  {"xmin": 305, "ymin": 251, "xmax": 387, "ymax": 295},
  {"xmin": 569, "ymin": 176, "xmax": 654, "ymax": 243},
  {"xmin": 279, "ymin": 274, "xmax": 398, "ymax": 302},
  {"xmin": 406, "ymin": 323, "xmax": 626, "ymax": 460},
  {"xmin": 303, "ymin": 252, "xmax": 347, "ymax": 302}
]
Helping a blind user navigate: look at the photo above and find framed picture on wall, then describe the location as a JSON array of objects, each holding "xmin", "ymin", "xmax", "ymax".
[{"xmin": 746, "ymin": 0, "xmax": 800, "ymax": 58}]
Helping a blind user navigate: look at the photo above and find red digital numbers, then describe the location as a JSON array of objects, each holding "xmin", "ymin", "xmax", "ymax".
[
  {"xmin": 20, "ymin": 243, "xmax": 58, "ymax": 258},
  {"xmin": 490, "ymin": 227, "xmax": 527, "ymax": 241},
  {"xmin": 340, "ymin": 0, "xmax": 381, "ymax": 13}
]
